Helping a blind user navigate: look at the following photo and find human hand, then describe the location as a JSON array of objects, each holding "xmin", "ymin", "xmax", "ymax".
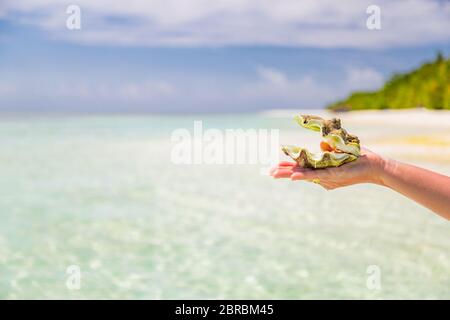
[
  {"xmin": 271, "ymin": 146, "xmax": 450, "ymax": 219},
  {"xmin": 270, "ymin": 148, "xmax": 386, "ymax": 190}
]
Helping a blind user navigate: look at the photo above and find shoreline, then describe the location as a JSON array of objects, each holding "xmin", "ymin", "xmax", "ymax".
[{"xmin": 261, "ymin": 108, "xmax": 450, "ymax": 126}]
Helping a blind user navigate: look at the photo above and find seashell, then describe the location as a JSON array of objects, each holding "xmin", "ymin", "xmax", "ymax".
[{"xmin": 282, "ymin": 115, "xmax": 360, "ymax": 168}]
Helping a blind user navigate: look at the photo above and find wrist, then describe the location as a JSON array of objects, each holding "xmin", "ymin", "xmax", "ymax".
[
  {"xmin": 373, "ymin": 155, "xmax": 398, "ymax": 187},
  {"xmin": 368, "ymin": 153, "xmax": 391, "ymax": 186}
]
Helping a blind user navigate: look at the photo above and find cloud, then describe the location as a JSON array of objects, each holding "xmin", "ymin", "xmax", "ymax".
[
  {"xmin": 0, "ymin": 78, "xmax": 179, "ymax": 111},
  {"xmin": 11, "ymin": 80, "xmax": 176, "ymax": 102},
  {"xmin": 239, "ymin": 65, "xmax": 385, "ymax": 108},
  {"xmin": 0, "ymin": 66, "xmax": 384, "ymax": 111},
  {"xmin": 2, "ymin": 0, "xmax": 449, "ymax": 48},
  {"xmin": 345, "ymin": 67, "xmax": 384, "ymax": 91},
  {"xmin": 241, "ymin": 67, "xmax": 339, "ymax": 108},
  {"xmin": 256, "ymin": 66, "xmax": 288, "ymax": 86},
  {"xmin": 0, "ymin": 83, "xmax": 17, "ymax": 96},
  {"xmin": 118, "ymin": 81, "xmax": 175, "ymax": 100}
]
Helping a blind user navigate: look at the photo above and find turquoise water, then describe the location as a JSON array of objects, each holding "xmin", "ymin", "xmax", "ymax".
[{"xmin": 0, "ymin": 114, "xmax": 449, "ymax": 299}]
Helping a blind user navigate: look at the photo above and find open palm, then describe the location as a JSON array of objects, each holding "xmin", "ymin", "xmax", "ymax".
[{"xmin": 270, "ymin": 148, "xmax": 384, "ymax": 190}]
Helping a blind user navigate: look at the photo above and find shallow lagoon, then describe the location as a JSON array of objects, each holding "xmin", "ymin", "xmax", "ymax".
[{"xmin": 0, "ymin": 110, "xmax": 449, "ymax": 299}]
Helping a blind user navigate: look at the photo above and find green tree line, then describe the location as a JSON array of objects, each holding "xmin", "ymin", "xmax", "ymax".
[{"xmin": 327, "ymin": 53, "xmax": 450, "ymax": 111}]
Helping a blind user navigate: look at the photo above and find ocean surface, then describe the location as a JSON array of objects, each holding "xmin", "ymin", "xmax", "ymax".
[{"xmin": 0, "ymin": 111, "xmax": 449, "ymax": 299}]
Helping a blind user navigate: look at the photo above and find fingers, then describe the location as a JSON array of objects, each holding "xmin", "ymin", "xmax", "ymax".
[
  {"xmin": 269, "ymin": 161, "xmax": 298, "ymax": 176},
  {"xmin": 278, "ymin": 161, "xmax": 297, "ymax": 167},
  {"xmin": 290, "ymin": 169, "xmax": 320, "ymax": 181},
  {"xmin": 269, "ymin": 161, "xmax": 340, "ymax": 191},
  {"xmin": 269, "ymin": 166, "xmax": 291, "ymax": 176},
  {"xmin": 270, "ymin": 162, "xmax": 334, "ymax": 183},
  {"xmin": 271, "ymin": 165, "xmax": 307, "ymax": 179},
  {"xmin": 272, "ymin": 168, "xmax": 294, "ymax": 179},
  {"xmin": 273, "ymin": 166, "xmax": 322, "ymax": 180}
]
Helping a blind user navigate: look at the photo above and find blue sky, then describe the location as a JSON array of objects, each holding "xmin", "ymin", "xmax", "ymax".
[{"xmin": 0, "ymin": 0, "xmax": 449, "ymax": 113}]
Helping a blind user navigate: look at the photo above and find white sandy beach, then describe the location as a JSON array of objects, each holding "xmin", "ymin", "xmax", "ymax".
[
  {"xmin": 261, "ymin": 108, "xmax": 450, "ymax": 126},
  {"xmin": 343, "ymin": 109, "xmax": 450, "ymax": 166}
]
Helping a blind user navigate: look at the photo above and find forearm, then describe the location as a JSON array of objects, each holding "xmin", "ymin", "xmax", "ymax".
[{"xmin": 376, "ymin": 158, "xmax": 450, "ymax": 220}]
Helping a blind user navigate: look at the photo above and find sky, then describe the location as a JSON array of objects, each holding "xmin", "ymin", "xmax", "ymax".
[{"xmin": 0, "ymin": 0, "xmax": 449, "ymax": 113}]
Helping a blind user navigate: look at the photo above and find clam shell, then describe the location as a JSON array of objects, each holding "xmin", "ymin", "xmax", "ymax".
[{"xmin": 282, "ymin": 145, "xmax": 357, "ymax": 169}]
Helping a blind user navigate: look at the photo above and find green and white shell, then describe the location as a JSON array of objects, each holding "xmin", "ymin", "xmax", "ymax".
[{"xmin": 281, "ymin": 115, "xmax": 361, "ymax": 169}]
